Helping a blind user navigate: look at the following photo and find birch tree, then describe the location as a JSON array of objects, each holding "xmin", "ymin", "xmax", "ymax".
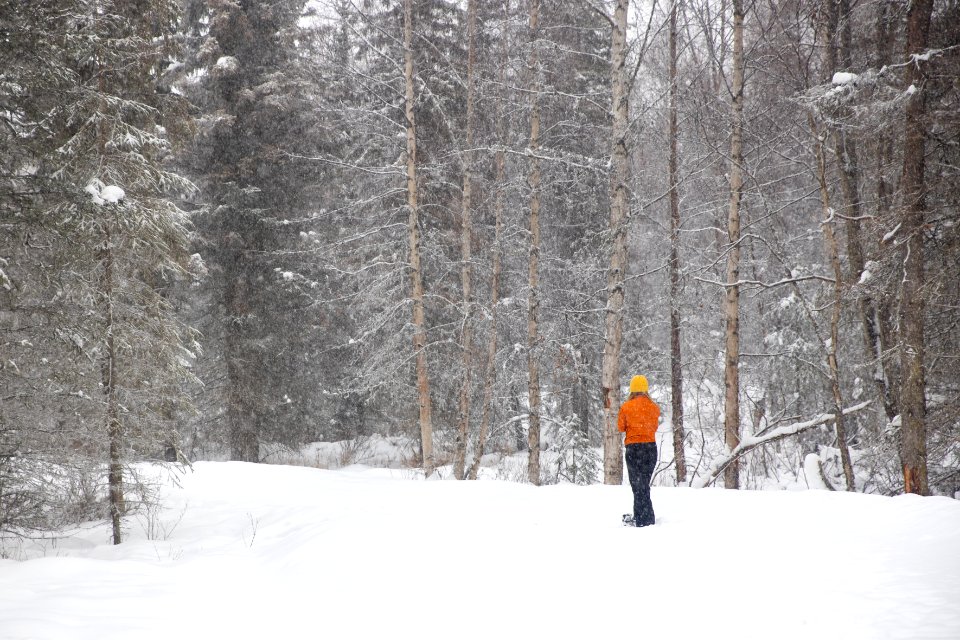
[
  {"xmin": 723, "ymin": 0, "xmax": 745, "ymax": 490},
  {"xmin": 599, "ymin": 0, "xmax": 631, "ymax": 486}
]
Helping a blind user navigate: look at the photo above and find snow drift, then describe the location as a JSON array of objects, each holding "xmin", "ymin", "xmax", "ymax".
[{"xmin": 1, "ymin": 462, "xmax": 958, "ymax": 640}]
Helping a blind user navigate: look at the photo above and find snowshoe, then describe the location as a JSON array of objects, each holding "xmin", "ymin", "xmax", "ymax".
[{"xmin": 622, "ymin": 513, "xmax": 636, "ymax": 527}]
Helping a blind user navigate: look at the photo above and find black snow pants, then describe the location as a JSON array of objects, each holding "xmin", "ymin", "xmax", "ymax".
[{"xmin": 625, "ymin": 442, "xmax": 658, "ymax": 526}]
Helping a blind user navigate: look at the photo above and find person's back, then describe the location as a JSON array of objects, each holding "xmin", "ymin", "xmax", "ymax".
[
  {"xmin": 618, "ymin": 375, "xmax": 660, "ymax": 527},
  {"xmin": 618, "ymin": 394, "xmax": 659, "ymax": 444}
]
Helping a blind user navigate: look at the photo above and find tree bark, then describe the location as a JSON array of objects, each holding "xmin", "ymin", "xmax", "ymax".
[
  {"xmin": 404, "ymin": 0, "xmax": 434, "ymax": 477},
  {"xmin": 601, "ymin": 0, "xmax": 630, "ymax": 486},
  {"xmin": 668, "ymin": 0, "xmax": 687, "ymax": 485},
  {"xmin": 468, "ymin": 0, "xmax": 509, "ymax": 482},
  {"xmin": 811, "ymin": 118, "xmax": 856, "ymax": 491},
  {"xmin": 826, "ymin": 0, "xmax": 896, "ymax": 428},
  {"xmin": 526, "ymin": 0, "xmax": 542, "ymax": 486},
  {"xmin": 838, "ymin": 135, "xmax": 895, "ymax": 421},
  {"xmin": 898, "ymin": 0, "xmax": 933, "ymax": 496},
  {"xmin": 871, "ymin": 1, "xmax": 901, "ymax": 423},
  {"xmin": 101, "ymin": 221, "xmax": 124, "ymax": 545},
  {"xmin": 812, "ymin": 1, "xmax": 855, "ymax": 491},
  {"xmin": 225, "ymin": 262, "xmax": 259, "ymax": 463},
  {"xmin": 723, "ymin": 0, "xmax": 745, "ymax": 490},
  {"xmin": 453, "ymin": 0, "xmax": 477, "ymax": 481},
  {"xmin": 97, "ymin": 65, "xmax": 124, "ymax": 543}
]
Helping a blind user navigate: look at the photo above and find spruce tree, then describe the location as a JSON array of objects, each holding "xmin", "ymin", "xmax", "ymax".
[
  {"xmin": 176, "ymin": 0, "xmax": 337, "ymax": 460},
  {"xmin": 1, "ymin": 0, "xmax": 196, "ymax": 540}
]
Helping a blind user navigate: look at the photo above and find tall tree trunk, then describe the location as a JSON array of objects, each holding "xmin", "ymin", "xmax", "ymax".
[
  {"xmin": 811, "ymin": 118, "xmax": 856, "ymax": 491},
  {"xmin": 873, "ymin": 0, "xmax": 901, "ymax": 422},
  {"xmin": 526, "ymin": 0, "xmax": 542, "ymax": 486},
  {"xmin": 813, "ymin": 0, "xmax": 855, "ymax": 491},
  {"xmin": 225, "ymin": 263, "xmax": 258, "ymax": 463},
  {"xmin": 468, "ymin": 0, "xmax": 509, "ymax": 482},
  {"xmin": 822, "ymin": 152, "xmax": 856, "ymax": 492},
  {"xmin": 723, "ymin": 0, "xmax": 745, "ymax": 490},
  {"xmin": 837, "ymin": 135, "xmax": 893, "ymax": 421},
  {"xmin": 601, "ymin": 0, "xmax": 630, "ymax": 486},
  {"xmin": 102, "ymin": 221, "xmax": 124, "ymax": 545},
  {"xmin": 668, "ymin": 0, "xmax": 687, "ymax": 485},
  {"xmin": 898, "ymin": 0, "xmax": 933, "ymax": 496},
  {"xmin": 404, "ymin": 0, "xmax": 434, "ymax": 476},
  {"xmin": 830, "ymin": 0, "xmax": 896, "ymax": 427},
  {"xmin": 96, "ymin": 60, "xmax": 125, "ymax": 543},
  {"xmin": 453, "ymin": 0, "xmax": 477, "ymax": 481}
]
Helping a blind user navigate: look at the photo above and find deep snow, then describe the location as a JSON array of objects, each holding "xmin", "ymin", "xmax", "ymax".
[{"xmin": 2, "ymin": 462, "xmax": 959, "ymax": 640}]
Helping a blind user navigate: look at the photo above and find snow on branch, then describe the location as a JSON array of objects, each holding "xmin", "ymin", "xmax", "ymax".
[
  {"xmin": 691, "ymin": 399, "xmax": 875, "ymax": 488},
  {"xmin": 693, "ymin": 273, "xmax": 835, "ymax": 290}
]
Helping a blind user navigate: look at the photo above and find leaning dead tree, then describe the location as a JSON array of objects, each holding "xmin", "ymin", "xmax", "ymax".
[{"xmin": 692, "ymin": 400, "xmax": 874, "ymax": 488}]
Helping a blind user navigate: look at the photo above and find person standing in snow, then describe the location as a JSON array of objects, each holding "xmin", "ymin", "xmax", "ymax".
[{"xmin": 618, "ymin": 375, "xmax": 660, "ymax": 527}]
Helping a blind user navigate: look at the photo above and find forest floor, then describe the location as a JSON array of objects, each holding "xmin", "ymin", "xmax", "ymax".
[{"xmin": 1, "ymin": 461, "xmax": 959, "ymax": 639}]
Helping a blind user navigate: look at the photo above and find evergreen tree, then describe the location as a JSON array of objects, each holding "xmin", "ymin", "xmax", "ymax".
[
  {"xmin": 1, "ymin": 0, "xmax": 196, "ymax": 540},
  {"xmin": 176, "ymin": 0, "xmax": 338, "ymax": 461}
]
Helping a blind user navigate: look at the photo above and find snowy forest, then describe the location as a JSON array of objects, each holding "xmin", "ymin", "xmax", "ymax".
[{"xmin": 2, "ymin": 0, "xmax": 959, "ymax": 546}]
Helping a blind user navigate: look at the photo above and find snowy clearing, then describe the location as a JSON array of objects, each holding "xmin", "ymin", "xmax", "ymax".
[{"xmin": 2, "ymin": 462, "xmax": 959, "ymax": 640}]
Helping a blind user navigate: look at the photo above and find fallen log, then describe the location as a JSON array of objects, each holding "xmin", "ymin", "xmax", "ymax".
[{"xmin": 691, "ymin": 399, "xmax": 875, "ymax": 488}]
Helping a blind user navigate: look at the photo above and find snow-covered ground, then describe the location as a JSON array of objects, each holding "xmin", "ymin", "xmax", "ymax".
[{"xmin": 2, "ymin": 462, "xmax": 959, "ymax": 640}]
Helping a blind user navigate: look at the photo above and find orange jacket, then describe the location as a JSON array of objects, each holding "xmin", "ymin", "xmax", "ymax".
[{"xmin": 617, "ymin": 394, "xmax": 660, "ymax": 444}]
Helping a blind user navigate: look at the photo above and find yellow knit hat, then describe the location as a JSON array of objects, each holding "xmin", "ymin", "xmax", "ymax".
[{"xmin": 629, "ymin": 375, "xmax": 649, "ymax": 394}]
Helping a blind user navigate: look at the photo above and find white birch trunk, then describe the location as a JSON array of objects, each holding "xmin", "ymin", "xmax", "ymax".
[
  {"xmin": 453, "ymin": 0, "xmax": 477, "ymax": 481},
  {"xmin": 600, "ymin": 0, "xmax": 630, "ymax": 486}
]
